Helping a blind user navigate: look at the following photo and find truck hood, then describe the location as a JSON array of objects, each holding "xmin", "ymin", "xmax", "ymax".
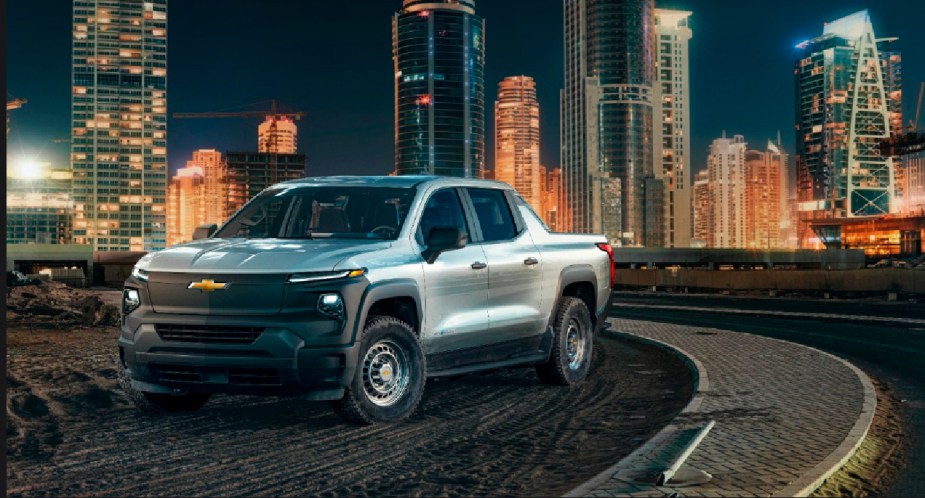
[{"xmin": 138, "ymin": 238, "xmax": 392, "ymax": 274}]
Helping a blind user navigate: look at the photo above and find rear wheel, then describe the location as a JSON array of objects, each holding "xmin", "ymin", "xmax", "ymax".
[
  {"xmin": 536, "ymin": 296, "xmax": 594, "ymax": 386},
  {"xmin": 118, "ymin": 366, "xmax": 211, "ymax": 413},
  {"xmin": 331, "ymin": 315, "xmax": 426, "ymax": 424}
]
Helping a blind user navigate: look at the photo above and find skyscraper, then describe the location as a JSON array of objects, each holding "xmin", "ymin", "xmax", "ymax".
[
  {"xmin": 495, "ymin": 76, "xmax": 542, "ymax": 211},
  {"xmin": 707, "ymin": 134, "xmax": 747, "ymax": 248},
  {"xmin": 7, "ymin": 162, "xmax": 74, "ymax": 245},
  {"xmin": 653, "ymin": 9, "xmax": 693, "ymax": 248},
  {"xmin": 692, "ymin": 169, "xmax": 711, "ymax": 247},
  {"xmin": 223, "ymin": 152, "xmax": 307, "ymax": 218},
  {"xmin": 165, "ymin": 149, "xmax": 226, "ymax": 246},
  {"xmin": 71, "ymin": 0, "xmax": 168, "ymax": 252},
  {"xmin": 166, "ymin": 166, "xmax": 205, "ymax": 247},
  {"xmin": 794, "ymin": 10, "xmax": 902, "ymax": 242},
  {"xmin": 258, "ymin": 117, "xmax": 298, "ymax": 154},
  {"xmin": 393, "ymin": 0, "xmax": 485, "ymax": 178},
  {"xmin": 744, "ymin": 142, "xmax": 787, "ymax": 249},
  {"xmin": 562, "ymin": 0, "xmax": 657, "ymax": 246}
]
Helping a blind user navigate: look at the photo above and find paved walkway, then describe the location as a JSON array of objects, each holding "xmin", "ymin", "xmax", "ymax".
[
  {"xmin": 567, "ymin": 318, "xmax": 876, "ymax": 498},
  {"xmin": 611, "ymin": 302, "xmax": 925, "ymax": 327}
]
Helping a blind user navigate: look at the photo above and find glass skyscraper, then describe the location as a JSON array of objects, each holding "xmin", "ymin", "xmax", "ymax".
[
  {"xmin": 71, "ymin": 0, "xmax": 168, "ymax": 252},
  {"xmin": 393, "ymin": 0, "xmax": 485, "ymax": 178},
  {"xmin": 795, "ymin": 10, "xmax": 902, "ymax": 227},
  {"xmin": 562, "ymin": 0, "xmax": 657, "ymax": 246}
]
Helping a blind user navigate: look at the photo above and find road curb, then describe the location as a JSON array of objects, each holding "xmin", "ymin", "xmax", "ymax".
[
  {"xmin": 566, "ymin": 319, "xmax": 878, "ymax": 497},
  {"xmin": 563, "ymin": 324, "xmax": 710, "ymax": 497},
  {"xmin": 770, "ymin": 337, "xmax": 878, "ymax": 497}
]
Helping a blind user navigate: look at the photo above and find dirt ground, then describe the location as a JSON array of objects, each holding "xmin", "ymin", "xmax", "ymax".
[
  {"xmin": 811, "ymin": 377, "xmax": 909, "ymax": 497},
  {"xmin": 6, "ymin": 323, "xmax": 693, "ymax": 497}
]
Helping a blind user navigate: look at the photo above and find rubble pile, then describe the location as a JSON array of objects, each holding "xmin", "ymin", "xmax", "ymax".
[{"xmin": 6, "ymin": 281, "xmax": 121, "ymax": 329}]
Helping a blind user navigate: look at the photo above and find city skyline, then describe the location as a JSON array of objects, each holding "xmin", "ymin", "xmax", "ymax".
[{"xmin": 8, "ymin": 0, "xmax": 925, "ymax": 181}]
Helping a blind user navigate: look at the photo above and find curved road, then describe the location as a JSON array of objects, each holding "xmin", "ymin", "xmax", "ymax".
[{"xmin": 611, "ymin": 292, "xmax": 925, "ymax": 497}]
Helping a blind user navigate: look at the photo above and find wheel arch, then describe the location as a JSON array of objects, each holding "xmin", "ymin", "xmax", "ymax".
[
  {"xmin": 553, "ymin": 265, "xmax": 598, "ymax": 330},
  {"xmin": 353, "ymin": 279, "xmax": 423, "ymax": 342}
]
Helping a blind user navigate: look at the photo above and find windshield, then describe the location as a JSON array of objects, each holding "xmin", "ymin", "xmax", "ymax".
[{"xmin": 215, "ymin": 186, "xmax": 416, "ymax": 240}]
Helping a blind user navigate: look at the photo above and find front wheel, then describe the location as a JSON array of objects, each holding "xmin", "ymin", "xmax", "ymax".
[
  {"xmin": 536, "ymin": 296, "xmax": 594, "ymax": 386},
  {"xmin": 331, "ymin": 315, "xmax": 426, "ymax": 424},
  {"xmin": 118, "ymin": 366, "xmax": 211, "ymax": 413}
]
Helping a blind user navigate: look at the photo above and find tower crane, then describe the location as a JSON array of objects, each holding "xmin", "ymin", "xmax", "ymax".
[
  {"xmin": 174, "ymin": 99, "xmax": 305, "ymax": 154},
  {"xmin": 6, "ymin": 96, "xmax": 27, "ymax": 137}
]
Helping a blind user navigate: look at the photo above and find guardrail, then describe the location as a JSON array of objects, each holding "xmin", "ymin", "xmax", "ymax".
[{"xmin": 616, "ymin": 268, "xmax": 925, "ymax": 295}]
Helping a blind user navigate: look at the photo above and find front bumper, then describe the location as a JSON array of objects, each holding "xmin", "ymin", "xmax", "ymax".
[{"xmin": 119, "ymin": 274, "xmax": 367, "ymax": 399}]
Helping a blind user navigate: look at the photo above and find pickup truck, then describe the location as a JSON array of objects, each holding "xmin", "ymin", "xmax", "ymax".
[{"xmin": 119, "ymin": 176, "xmax": 614, "ymax": 424}]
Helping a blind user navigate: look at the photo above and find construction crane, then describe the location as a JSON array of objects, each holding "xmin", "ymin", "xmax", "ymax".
[
  {"xmin": 174, "ymin": 99, "xmax": 305, "ymax": 154},
  {"xmin": 6, "ymin": 96, "xmax": 27, "ymax": 137}
]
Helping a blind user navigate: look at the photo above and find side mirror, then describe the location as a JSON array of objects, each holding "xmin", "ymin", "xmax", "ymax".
[
  {"xmin": 192, "ymin": 223, "xmax": 218, "ymax": 240},
  {"xmin": 423, "ymin": 226, "xmax": 467, "ymax": 264}
]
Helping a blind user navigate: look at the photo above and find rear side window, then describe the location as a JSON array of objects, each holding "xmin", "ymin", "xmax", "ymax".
[{"xmin": 467, "ymin": 188, "xmax": 517, "ymax": 242}]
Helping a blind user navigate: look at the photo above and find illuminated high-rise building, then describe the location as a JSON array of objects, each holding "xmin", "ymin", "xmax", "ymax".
[
  {"xmin": 393, "ymin": 0, "xmax": 485, "ymax": 177},
  {"xmin": 708, "ymin": 134, "xmax": 747, "ymax": 248},
  {"xmin": 562, "ymin": 0, "xmax": 657, "ymax": 246},
  {"xmin": 70, "ymin": 0, "xmax": 168, "ymax": 252},
  {"xmin": 165, "ymin": 149, "xmax": 226, "ymax": 246},
  {"xmin": 7, "ymin": 161, "xmax": 74, "ymax": 245},
  {"xmin": 794, "ymin": 10, "xmax": 902, "ymax": 245},
  {"xmin": 744, "ymin": 142, "xmax": 787, "ymax": 249},
  {"xmin": 653, "ymin": 9, "xmax": 693, "ymax": 247},
  {"xmin": 223, "ymin": 151, "xmax": 307, "ymax": 218},
  {"xmin": 495, "ymin": 76, "xmax": 542, "ymax": 211},
  {"xmin": 539, "ymin": 166, "xmax": 569, "ymax": 232},
  {"xmin": 166, "ymin": 166, "xmax": 205, "ymax": 247},
  {"xmin": 692, "ymin": 169, "xmax": 711, "ymax": 247},
  {"xmin": 258, "ymin": 117, "xmax": 298, "ymax": 154}
]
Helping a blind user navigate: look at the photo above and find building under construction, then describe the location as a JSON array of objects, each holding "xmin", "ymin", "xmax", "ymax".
[{"xmin": 810, "ymin": 131, "xmax": 925, "ymax": 259}]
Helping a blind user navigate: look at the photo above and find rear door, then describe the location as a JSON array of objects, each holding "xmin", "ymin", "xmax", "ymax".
[{"xmin": 463, "ymin": 188, "xmax": 546, "ymax": 352}]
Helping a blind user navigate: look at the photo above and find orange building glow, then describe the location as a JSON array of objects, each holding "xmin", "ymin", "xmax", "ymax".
[
  {"xmin": 166, "ymin": 149, "xmax": 226, "ymax": 246},
  {"xmin": 744, "ymin": 143, "xmax": 786, "ymax": 248},
  {"xmin": 495, "ymin": 76, "xmax": 542, "ymax": 213}
]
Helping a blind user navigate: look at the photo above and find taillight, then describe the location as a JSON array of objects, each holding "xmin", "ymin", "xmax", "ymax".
[{"xmin": 596, "ymin": 242, "xmax": 615, "ymax": 288}]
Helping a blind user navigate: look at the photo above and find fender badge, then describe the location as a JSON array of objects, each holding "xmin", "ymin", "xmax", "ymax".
[{"xmin": 188, "ymin": 279, "xmax": 229, "ymax": 292}]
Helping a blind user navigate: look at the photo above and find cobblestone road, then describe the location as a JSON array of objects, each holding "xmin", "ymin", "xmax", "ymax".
[{"xmin": 570, "ymin": 318, "xmax": 875, "ymax": 497}]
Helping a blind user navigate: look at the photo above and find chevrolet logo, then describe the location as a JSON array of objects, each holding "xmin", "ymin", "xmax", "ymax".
[{"xmin": 187, "ymin": 279, "xmax": 229, "ymax": 292}]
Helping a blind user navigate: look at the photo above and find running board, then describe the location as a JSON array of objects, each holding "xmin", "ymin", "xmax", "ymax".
[{"xmin": 427, "ymin": 352, "xmax": 547, "ymax": 378}]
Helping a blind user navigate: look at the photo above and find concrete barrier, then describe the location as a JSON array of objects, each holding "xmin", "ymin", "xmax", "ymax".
[{"xmin": 617, "ymin": 268, "xmax": 925, "ymax": 295}]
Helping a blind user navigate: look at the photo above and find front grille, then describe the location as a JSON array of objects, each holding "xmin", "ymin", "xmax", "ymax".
[{"xmin": 155, "ymin": 324, "xmax": 264, "ymax": 344}]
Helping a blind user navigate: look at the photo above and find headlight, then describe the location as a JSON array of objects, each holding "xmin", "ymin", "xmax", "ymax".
[
  {"xmin": 288, "ymin": 268, "xmax": 366, "ymax": 284},
  {"xmin": 131, "ymin": 267, "xmax": 149, "ymax": 282},
  {"xmin": 123, "ymin": 288, "xmax": 141, "ymax": 315},
  {"xmin": 317, "ymin": 293, "xmax": 345, "ymax": 319}
]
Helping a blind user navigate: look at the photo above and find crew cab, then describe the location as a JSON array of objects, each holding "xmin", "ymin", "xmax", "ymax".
[{"xmin": 119, "ymin": 176, "xmax": 614, "ymax": 424}]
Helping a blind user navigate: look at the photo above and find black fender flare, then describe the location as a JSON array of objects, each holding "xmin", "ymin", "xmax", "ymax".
[
  {"xmin": 352, "ymin": 279, "xmax": 423, "ymax": 343},
  {"xmin": 546, "ymin": 264, "xmax": 599, "ymax": 331}
]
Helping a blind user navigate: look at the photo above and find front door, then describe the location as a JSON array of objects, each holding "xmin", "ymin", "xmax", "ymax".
[{"xmin": 416, "ymin": 188, "xmax": 491, "ymax": 361}]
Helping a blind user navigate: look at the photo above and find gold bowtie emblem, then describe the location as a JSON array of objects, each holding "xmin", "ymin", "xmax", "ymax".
[{"xmin": 188, "ymin": 279, "xmax": 229, "ymax": 292}]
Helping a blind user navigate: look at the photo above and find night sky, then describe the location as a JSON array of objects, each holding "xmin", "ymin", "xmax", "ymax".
[{"xmin": 6, "ymin": 0, "xmax": 925, "ymax": 178}]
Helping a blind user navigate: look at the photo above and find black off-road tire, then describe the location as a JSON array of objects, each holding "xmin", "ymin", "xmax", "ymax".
[
  {"xmin": 331, "ymin": 315, "xmax": 426, "ymax": 425},
  {"xmin": 536, "ymin": 296, "xmax": 594, "ymax": 386},
  {"xmin": 118, "ymin": 366, "xmax": 211, "ymax": 413}
]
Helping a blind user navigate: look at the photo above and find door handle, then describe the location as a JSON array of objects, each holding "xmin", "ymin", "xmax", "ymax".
[
  {"xmin": 471, "ymin": 261, "xmax": 487, "ymax": 270},
  {"xmin": 524, "ymin": 257, "xmax": 539, "ymax": 266}
]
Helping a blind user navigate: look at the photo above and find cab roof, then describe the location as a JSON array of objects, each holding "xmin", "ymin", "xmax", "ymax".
[{"xmin": 275, "ymin": 175, "xmax": 514, "ymax": 191}]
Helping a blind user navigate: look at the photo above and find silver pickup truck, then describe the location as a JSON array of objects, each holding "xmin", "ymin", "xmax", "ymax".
[{"xmin": 119, "ymin": 176, "xmax": 614, "ymax": 424}]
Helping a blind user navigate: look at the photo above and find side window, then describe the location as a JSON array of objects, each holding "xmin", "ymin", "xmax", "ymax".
[
  {"xmin": 467, "ymin": 188, "xmax": 517, "ymax": 242},
  {"xmin": 417, "ymin": 189, "xmax": 469, "ymax": 244}
]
